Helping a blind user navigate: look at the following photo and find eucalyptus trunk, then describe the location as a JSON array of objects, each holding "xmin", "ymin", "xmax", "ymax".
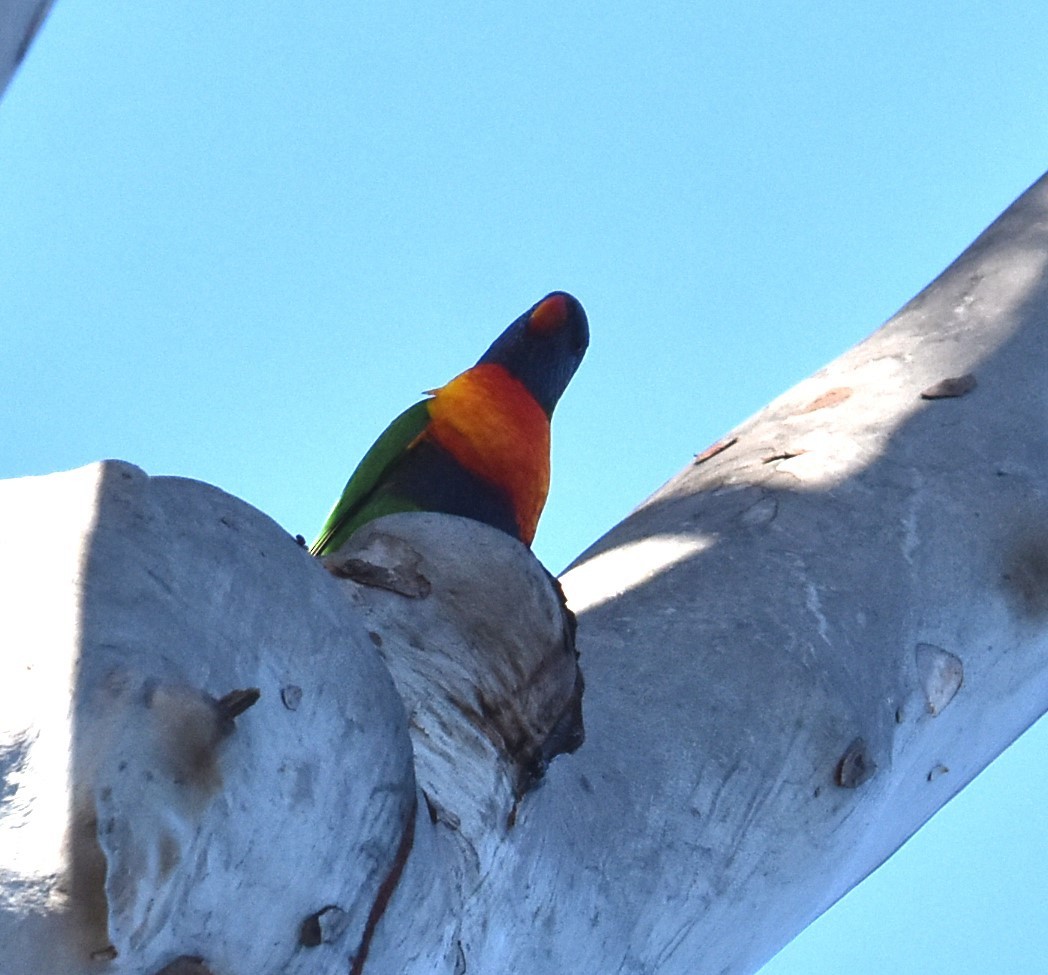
[{"xmin": 2, "ymin": 173, "xmax": 1047, "ymax": 974}]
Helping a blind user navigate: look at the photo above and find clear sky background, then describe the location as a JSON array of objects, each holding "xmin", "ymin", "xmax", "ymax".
[{"xmin": 2, "ymin": 3, "xmax": 1046, "ymax": 972}]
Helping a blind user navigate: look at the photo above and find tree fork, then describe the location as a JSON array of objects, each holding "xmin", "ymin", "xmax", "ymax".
[{"xmin": 2, "ymin": 172, "xmax": 1048, "ymax": 973}]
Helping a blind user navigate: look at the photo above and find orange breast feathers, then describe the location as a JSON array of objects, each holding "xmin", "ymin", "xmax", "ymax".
[{"xmin": 424, "ymin": 363, "xmax": 551, "ymax": 545}]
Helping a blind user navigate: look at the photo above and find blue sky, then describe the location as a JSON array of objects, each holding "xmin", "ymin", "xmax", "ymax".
[{"xmin": 2, "ymin": 3, "xmax": 1046, "ymax": 971}]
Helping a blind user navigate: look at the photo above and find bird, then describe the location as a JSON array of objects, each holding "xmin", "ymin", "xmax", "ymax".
[{"xmin": 309, "ymin": 291, "xmax": 588, "ymax": 557}]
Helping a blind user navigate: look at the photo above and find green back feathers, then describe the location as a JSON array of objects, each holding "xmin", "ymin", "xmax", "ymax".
[
  {"xmin": 310, "ymin": 292, "xmax": 589, "ymax": 555},
  {"xmin": 309, "ymin": 399, "xmax": 431, "ymax": 556}
]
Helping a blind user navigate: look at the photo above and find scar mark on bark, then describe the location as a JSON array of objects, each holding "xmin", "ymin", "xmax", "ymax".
[
  {"xmin": 797, "ymin": 387, "xmax": 852, "ymax": 413},
  {"xmin": 693, "ymin": 437, "xmax": 738, "ymax": 465},
  {"xmin": 920, "ymin": 374, "xmax": 976, "ymax": 399},
  {"xmin": 835, "ymin": 737, "xmax": 876, "ymax": 788},
  {"xmin": 762, "ymin": 449, "xmax": 806, "ymax": 464},
  {"xmin": 349, "ymin": 796, "xmax": 417, "ymax": 975}
]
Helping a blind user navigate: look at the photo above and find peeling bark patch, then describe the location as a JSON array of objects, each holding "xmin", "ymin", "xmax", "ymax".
[
  {"xmin": 280, "ymin": 684, "xmax": 303, "ymax": 710},
  {"xmin": 834, "ymin": 738, "xmax": 876, "ymax": 788},
  {"xmin": 299, "ymin": 905, "xmax": 349, "ymax": 947},
  {"xmin": 927, "ymin": 763, "xmax": 949, "ymax": 782},
  {"xmin": 920, "ymin": 374, "xmax": 977, "ymax": 399},
  {"xmin": 916, "ymin": 643, "xmax": 963, "ymax": 715},
  {"xmin": 694, "ymin": 436, "xmax": 738, "ymax": 465},
  {"xmin": 739, "ymin": 495, "xmax": 778, "ymax": 528},
  {"xmin": 762, "ymin": 449, "xmax": 806, "ymax": 464},
  {"xmin": 298, "ymin": 913, "xmax": 321, "ymax": 948},
  {"xmin": 325, "ymin": 532, "xmax": 433, "ymax": 597},
  {"xmin": 421, "ymin": 791, "xmax": 460, "ymax": 830},
  {"xmin": 215, "ymin": 687, "xmax": 260, "ymax": 723},
  {"xmin": 328, "ymin": 556, "xmax": 432, "ymax": 598},
  {"xmin": 349, "ymin": 798, "xmax": 417, "ymax": 975},
  {"xmin": 1003, "ymin": 531, "xmax": 1048, "ymax": 619},
  {"xmin": 797, "ymin": 387, "xmax": 852, "ymax": 413},
  {"xmin": 423, "ymin": 792, "xmax": 440, "ymax": 824}
]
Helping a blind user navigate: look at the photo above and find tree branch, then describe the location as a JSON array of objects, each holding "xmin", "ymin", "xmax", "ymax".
[{"xmin": 2, "ymin": 172, "xmax": 1047, "ymax": 974}]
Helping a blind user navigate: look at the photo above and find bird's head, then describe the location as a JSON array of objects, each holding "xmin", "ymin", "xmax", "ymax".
[{"xmin": 477, "ymin": 292, "xmax": 589, "ymax": 417}]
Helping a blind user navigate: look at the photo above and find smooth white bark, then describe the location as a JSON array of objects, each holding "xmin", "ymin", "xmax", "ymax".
[
  {"xmin": 0, "ymin": 465, "xmax": 420, "ymax": 974},
  {"xmin": 2, "ymin": 172, "xmax": 1047, "ymax": 974},
  {"xmin": 530, "ymin": 169, "xmax": 1048, "ymax": 973}
]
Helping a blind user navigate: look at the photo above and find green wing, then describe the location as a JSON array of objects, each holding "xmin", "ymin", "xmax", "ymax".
[{"xmin": 310, "ymin": 399, "xmax": 431, "ymax": 557}]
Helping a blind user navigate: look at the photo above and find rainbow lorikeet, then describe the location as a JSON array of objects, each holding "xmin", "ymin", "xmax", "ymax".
[{"xmin": 310, "ymin": 292, "xmax": 588, "ymax": 557}]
